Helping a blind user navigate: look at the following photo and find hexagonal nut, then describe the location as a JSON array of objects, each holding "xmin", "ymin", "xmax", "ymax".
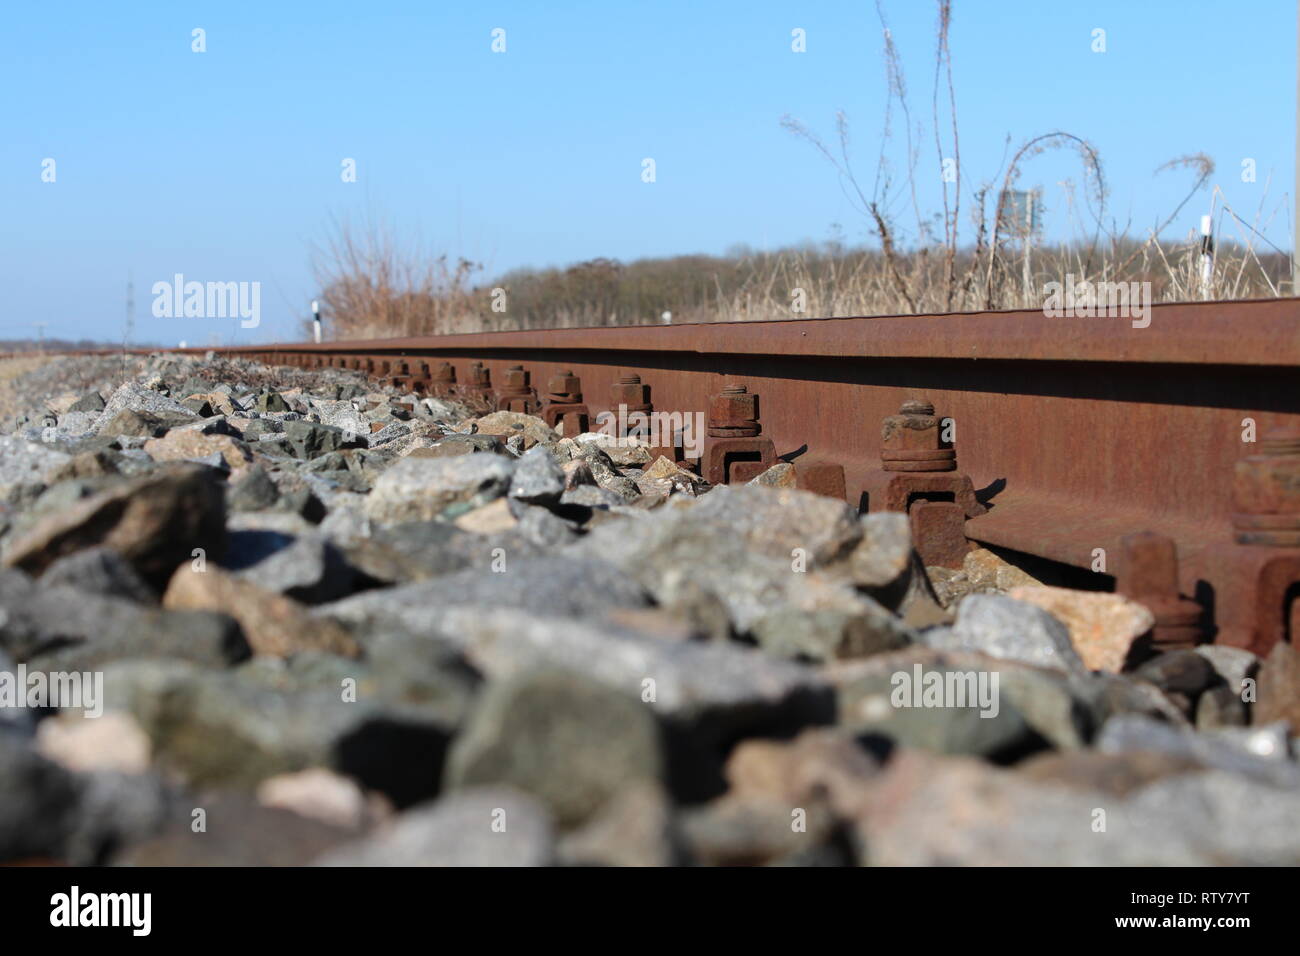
[
  {"xmin": 881, "ymin": 411, "xmax": 940, "ymax": 452},
  {"xmin": 1232, "ymin": 456, "xmax": 1300, "ymax": 515},
  {"xmin": 611, "ymin": 379, "xmax": 649, "ymax": 405},
  {"xmin": 549, "ymin": 372, "xmax": 581, "ymax": 395},
  {"xmin": 710, "ymin": 388, "xmax": 757, "ymax": 425}
]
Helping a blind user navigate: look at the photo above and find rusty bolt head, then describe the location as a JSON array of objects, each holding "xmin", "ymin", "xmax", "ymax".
[
  {"xmin": 1232, "ymin": 426, "xmax": 1300, "ymax": 544},
  {"xmin": 710, "ymin": 384, "xmax": 757, "ymax": 425},
  {"xmin": 880, "ymin": 398, "xmax": 956, "ymax": 471},
  {"xmin": 431, "ymin": 361, "xmax": 455, "ymax": 384},
  {"xmin": 611, "ymin": 374, "xmax": 650, "ymax": 408},
  {"xmin": 882, "ymin": 399, "xmax": 941, "ymax": 451},
  {"xmin": 504, "ymin": 365, "xmax": 529, "ymax": 390},
  {"xmin": 467, "ymin": 362, "xmax": 490, "ymax": 387},
  {"xmin": 1232, "ymin": 426, "xmax": 1300, "ymax": 516},
  {"xmin": 548, "ymin": 370, "xmax": 581, "ymax": 397}
]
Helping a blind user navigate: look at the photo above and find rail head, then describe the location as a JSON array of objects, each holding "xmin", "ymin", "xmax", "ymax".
[{"xmin": 186, "ymin": 298, "xmax": 1300, "ymax": 369}]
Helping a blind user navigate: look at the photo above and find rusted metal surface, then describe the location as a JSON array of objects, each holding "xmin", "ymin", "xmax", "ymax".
[
  {"xmin": 427, "ymin": 361, "xmax": 455, "ymax": 396},
  {"xmin": 29, "ymin": 297, "xmax": 1300, "ymax": 653},
  {"xmin": 703, "ymin": 384, "xmax": 776, "ymax": 486},
  {"xmin": 792, "ymin": 460, "xmax": 847, "ymax": 501},
  {"xmin": 540, "ymin": 370, "xmax": 590, "ymax": 436},
  {"xmin": 858, "ymin": 399, "xmax": 987, "ymax": 569},
  {"xmin": 1117, "ymin": 532, "xmax": 1205, "ymax": 651},
  {"xmin": 459, "ymin": 361, "xmax": 493, "ymax": 401},
  {"xmin": 496, "ymin": 365, "xmax": 540, "ymax": 415},
  {"xmin": 607, "ymin": 373, "xmax": 680, "ymax": 463}
]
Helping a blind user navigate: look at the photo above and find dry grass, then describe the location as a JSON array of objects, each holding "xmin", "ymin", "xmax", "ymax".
[
  {"xmin": 308, "ymin": 225, "xmax": 1288, "ymax": 336},
  {"xmin": 309, "ymin": 215, "xmax": 482, "ymax": 340}
]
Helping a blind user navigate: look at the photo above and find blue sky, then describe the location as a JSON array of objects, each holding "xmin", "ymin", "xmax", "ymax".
[{"xmin": 2, "ymin": 0, "xmax": 1293, "ymax": 343}]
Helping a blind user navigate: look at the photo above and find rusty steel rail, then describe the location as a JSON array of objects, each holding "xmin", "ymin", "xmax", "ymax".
[{"xmin": 22, "ymin": 298, "xmax": 1300, "ymax": 655}]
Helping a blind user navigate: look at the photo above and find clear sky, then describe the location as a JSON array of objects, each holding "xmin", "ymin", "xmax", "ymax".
[{"xmin": 2, "ymin": 0, "xmax": 1294, "ymax": 344}]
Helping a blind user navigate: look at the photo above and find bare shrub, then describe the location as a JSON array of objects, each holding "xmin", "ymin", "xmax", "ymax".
[{"xmin": 309, "ymin": 214, "xmax": 482, "ymax": 340}]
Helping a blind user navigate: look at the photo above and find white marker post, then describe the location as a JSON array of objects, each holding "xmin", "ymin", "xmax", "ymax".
[
  {"xmin": 312, "ymin": 300, "xmax": 322, "ymax": 343},
  {"xmin": 1199, "ymin": 215, "xmax": 1214, "ymax": 300}
]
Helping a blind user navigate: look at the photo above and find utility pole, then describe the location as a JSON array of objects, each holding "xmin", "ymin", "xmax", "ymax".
[
  {"xmin": 124, "ymin": 274, "xmax": 135, "ymax": 346},
  {"xmin": 124, "ymin": 274, "xmax": 135, "ymax": 373},
  {"xmin": 32, "ymin": 322, "xmax": 46, "ymax": 353}
]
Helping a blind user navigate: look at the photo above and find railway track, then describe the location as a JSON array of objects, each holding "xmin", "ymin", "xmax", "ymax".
[{"xmin": 15, "ymin": 297, "xmax": 1300, "ymax": 656}]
